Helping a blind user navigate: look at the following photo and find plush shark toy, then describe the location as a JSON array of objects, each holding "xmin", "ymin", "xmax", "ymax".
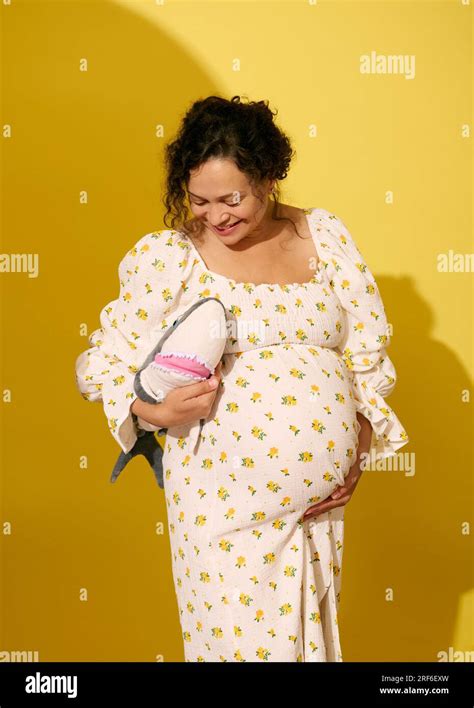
[{"xmin": 109, "ymin": 297, "xmax": 228, "ymax": 488}]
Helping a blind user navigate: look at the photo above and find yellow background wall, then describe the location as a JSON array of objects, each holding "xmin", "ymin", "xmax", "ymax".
[{"xmin": 1, "ymin": 0, "xmax": 472, "ymax": 662}]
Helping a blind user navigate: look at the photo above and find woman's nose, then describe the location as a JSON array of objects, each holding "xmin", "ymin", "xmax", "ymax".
[{"xmin": 208, "ymin": 207, "xmax": 229, "ymax": 226}]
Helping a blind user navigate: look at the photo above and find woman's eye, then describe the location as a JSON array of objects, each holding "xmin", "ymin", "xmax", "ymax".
[{"xmin": 193, "ymin": 202, "xmax": 240, "ymax": 207}]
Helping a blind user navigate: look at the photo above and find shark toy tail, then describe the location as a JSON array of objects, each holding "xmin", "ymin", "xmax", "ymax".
[{"xmin": 110, "ymin": 430, "xmax": 165, "ymax": 488}]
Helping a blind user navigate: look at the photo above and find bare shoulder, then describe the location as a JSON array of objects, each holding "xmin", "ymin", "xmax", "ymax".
[{"xmin": 278, "ymin": 204, "xmax": 314, "ymax": 241}]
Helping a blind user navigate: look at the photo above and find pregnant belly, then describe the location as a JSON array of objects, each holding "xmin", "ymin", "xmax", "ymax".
[
  {"xmin": 195, "ymin": 344, "xmax": 361, "ymax": 522},
  {"xmin": 161, "ymin": 343, "xmax": 362, "ymax": 560}
]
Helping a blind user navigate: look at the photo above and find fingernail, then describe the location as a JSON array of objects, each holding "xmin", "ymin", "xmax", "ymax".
[{"xmin": 209, "ymin": 377, "xmax": 218, "ymax": 388}]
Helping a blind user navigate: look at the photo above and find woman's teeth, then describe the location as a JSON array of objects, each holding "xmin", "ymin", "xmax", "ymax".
[{"xmin": 216, "ymin": 220, "xmax": 242, "ymax": 232}]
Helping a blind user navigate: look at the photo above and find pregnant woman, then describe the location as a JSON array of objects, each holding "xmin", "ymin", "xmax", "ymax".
[{"xmin": 75, "ymin": 95, "xmax": 409, "ymax": 662}]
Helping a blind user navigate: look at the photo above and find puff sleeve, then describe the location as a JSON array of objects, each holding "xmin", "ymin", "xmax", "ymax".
[
  {"xmin": 74, "ymin": 230, "xmax": 184, "ymax": 454},
  {"xmin": 314, "ymin": 208, "xmax": 409, "ymax": 459}
]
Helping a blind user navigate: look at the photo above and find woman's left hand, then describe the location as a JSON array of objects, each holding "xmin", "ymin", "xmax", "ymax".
[{"xmin": 301, "ymin": 413, "xmax": 373, "ymax": 522}]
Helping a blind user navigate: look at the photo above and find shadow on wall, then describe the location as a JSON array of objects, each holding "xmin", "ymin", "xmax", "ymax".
[
  {"xmin": 3, "ymin": 0, "xmax": 221, "ymax": 663},
  {"xmin": 341, "ymin": 273, "xmax": 473, "ymax": 661}
]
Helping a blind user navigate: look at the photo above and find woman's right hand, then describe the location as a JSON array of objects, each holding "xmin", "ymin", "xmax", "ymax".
[{"xmin": 131, "ymin": 361, "xmax": 223, "ymax": 429}]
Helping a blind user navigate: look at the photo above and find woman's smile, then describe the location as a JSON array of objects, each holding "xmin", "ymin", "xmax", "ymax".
[{"xmin": 211, "ymin": 219, "xmax": 243, "ymax": 235}]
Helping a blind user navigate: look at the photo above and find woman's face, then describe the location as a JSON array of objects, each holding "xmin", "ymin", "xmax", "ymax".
[{"xmin": 186, "ymin": 157, "xmax": 274, "ymax": 244}]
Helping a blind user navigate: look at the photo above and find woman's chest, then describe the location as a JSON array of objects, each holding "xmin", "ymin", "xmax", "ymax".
[{"xmin": 191, "ymin": 228, "xmax": 320, "ymax": 288}]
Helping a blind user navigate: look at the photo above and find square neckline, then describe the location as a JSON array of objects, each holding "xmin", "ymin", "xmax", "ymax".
[{"xmin": 182, "ymin": 207, "xmax": 326, "ymax": 290}]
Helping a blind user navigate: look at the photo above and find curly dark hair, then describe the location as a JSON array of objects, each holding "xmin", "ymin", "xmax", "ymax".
[{"xmin": 161, "ymin": 94, "xmax": 303, "ymax": 239}]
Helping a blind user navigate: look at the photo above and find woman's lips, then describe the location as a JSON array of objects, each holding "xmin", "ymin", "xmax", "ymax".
[{"xmin": 211, "ymin": 219, "xmax": 243, "ymax": 235}]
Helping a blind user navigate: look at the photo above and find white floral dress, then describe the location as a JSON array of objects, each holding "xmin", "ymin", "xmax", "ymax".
[{"xmin": 75, "ymin": 207, "xmax": 409, "ymax": 662}]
